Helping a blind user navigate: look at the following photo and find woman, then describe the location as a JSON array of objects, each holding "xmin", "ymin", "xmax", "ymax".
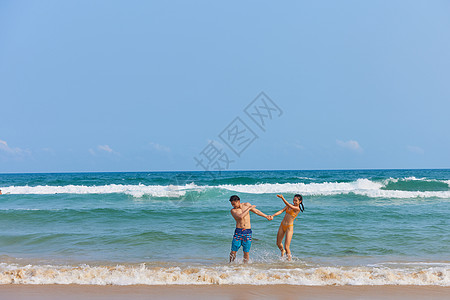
[{"xmin": 271, "ymin": 194, "xmax": 304, "ymax": 260}]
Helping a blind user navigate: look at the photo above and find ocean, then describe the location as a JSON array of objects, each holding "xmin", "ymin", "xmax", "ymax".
[{"xmin": 0, "ymin": 169, "xmax": 449, "ymax": 285}]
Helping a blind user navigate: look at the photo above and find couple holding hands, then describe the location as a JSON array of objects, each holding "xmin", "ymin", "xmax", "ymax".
[{"xmin": 229, "ymin": 194, "xmax": 304, "ymax": 263}]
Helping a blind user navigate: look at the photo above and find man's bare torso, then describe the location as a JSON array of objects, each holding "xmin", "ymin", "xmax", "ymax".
[{"xmin": 231, "ymin": 202, "xmax": 252, "ymax": 229}]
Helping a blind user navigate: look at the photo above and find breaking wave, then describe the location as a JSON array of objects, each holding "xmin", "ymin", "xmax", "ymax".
[
  {"xmin": 1, "ymin": 263, "xmax": 448, "ymax": 285},
  {"xmin": 1, "ymin": 178, "xmax": 449, "ymax": 199}
]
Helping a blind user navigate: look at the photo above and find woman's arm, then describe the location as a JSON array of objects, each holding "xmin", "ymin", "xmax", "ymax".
[
  {"xmin": 272, "ymin": 207, "xmax": 287, "ymax": 217},
  {"xmin": 277, "ymin": 194, "xmax": 300, "ymax": 211}
]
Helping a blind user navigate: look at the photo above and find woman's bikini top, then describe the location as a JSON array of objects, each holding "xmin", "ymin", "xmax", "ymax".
[{"xmin": 286, "ymin": 207, "xmax": 299, "ymax": 219}]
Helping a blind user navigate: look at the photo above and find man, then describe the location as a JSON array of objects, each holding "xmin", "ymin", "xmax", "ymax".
[{"xmin": 229, "ymin": 195, "xmax": 272, "ymax": 263}]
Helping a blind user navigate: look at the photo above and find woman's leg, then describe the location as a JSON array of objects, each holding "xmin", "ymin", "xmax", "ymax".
[
  {"xmin": 276, "ymin": 225, "xmax": 286, "ymax": 257},
  {"xmin": 284, "ymin": 227, "xmax": 294, "ymax": 261}
]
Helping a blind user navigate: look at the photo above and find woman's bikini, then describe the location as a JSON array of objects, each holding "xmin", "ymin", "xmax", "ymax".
[{"xmin": 281, "ymin": 207, "xmax": 299, "ymax": 231}]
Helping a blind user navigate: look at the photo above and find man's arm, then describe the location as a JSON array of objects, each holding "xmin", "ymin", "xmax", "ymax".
[
  {"xmin": 231, "ymin": 205, "xmax": 255, "ymax": 219},
  {"xmin": 250, "ymin": 207, "xmax": 271, "ymax": 220}
]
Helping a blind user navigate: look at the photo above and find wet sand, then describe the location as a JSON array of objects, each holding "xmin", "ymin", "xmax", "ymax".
[{"xmin": 0, "ymin": 285, "xmax": 449, "ymax": 300}]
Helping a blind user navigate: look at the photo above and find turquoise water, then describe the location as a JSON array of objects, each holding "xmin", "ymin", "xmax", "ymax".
[{"xmin": 0, "ymin": 170, "xmax": 449, "ymax": 285}]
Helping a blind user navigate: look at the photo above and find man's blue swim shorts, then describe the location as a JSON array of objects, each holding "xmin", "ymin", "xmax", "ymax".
[{"xmin": 231, "ymin": 228, "xmax": 252, "ymax": 253}]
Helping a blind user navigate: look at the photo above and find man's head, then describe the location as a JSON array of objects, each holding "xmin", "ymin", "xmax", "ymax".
[{"xmin": 229, "ymin": 195, "xmax": 240, "ymax": 208}]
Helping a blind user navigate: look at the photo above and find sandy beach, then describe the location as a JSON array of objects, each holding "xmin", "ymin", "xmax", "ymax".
[{"xmin": 0, "ymin": 285, "xmax": 449, "ymax": 300}]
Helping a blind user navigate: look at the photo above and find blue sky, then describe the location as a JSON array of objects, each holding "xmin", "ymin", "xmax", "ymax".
[{"xmin": 1, "ymin": 0, "xmax": 449, "ymax": 173}]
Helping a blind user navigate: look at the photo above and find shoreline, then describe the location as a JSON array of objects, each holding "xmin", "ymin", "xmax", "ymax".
[{"xmin": 0, "ymin": 285, "xmax": 449, "ymax": 300}]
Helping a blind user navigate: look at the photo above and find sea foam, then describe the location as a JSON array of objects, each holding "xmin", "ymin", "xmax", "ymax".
[
  {"xmin": 1, "ymin": 178, "xmax": 449, "ymax": 199},
  {"xmin": 1, "ymin": 183, "xmax": 201, "ymax": 198},
  {"xmin": 0, "ymin": 263, "xmax": 448, "ymax": 286}
]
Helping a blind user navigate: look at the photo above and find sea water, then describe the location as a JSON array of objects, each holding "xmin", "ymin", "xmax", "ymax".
[{"xmin": 0, "ymin": 169, "xmax": 449, "ymax": 285}]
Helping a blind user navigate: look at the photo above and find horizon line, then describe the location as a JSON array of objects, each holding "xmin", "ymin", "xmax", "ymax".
[{"xmin": 0, "ymin": 167, "xmax": 449, "ymax": 175}]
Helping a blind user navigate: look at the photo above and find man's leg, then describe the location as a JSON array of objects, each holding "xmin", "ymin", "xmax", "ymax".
[
  {"xmin": 243, "ymin": 251, "xmax": 250, "ymax": 263},
  {"xmin": 242, "ymin": 230, "xmax": 252, "ymax": 263},
  {"xmin": 229, "ymin": 251, "xmax": 237, "ymax": 262},
  {"xmin": 230, "ymin": 229, "xmax": 241, "ymax": 263}
]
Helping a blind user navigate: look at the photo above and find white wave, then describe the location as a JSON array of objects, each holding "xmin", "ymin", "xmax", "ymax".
[
  {"xmin": 369, "ymin": 262, "xmax": 450, "ymax": 268},
  {"xmin": 1, "ymin": 184, "xmax": 203, "ymax": 198},
  {"xmin": 1, "ymin": 178, "xmax": 450, "ymax": 199},
  {"xmin": 218, "ymin": 179, "xmax": 450, "ymax": 199},
  {"xmin": 383, "ymin": 177, "xmax": 450, "ymax": 185},
  {"xmin": 353, "ymin": 190, "xmax": 450, "ymax": 199},
  {"xmin": 219, "ymin": 178, "xmax": 383, "ymax": 195},
  {"xmin": 0, "ymin": 263, "xmax": 448, "ymax": 286}
]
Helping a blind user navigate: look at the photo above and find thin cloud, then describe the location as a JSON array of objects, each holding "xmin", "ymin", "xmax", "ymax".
[
  {"xmin": 294, "ymin": 143, "xmax": 305, "ymax": 150},
  {"xmin": 42, "ymin": 147, "xmax": 55, "ymax": 153},
  {"xmin": 407, "ymin": 145, "xmax": 424, "ymax": 155},
  {"xmin": 0, "ymin": 139, "xmax": 29, "ymax": 156},
  {"xmin": 98, "ymin": 145, "xmax": 114, "ymax": 153},
  {"xmin": 89, "ymin": 145, "xmax": 118, "ymax": 155},
  {"xmin": 336, "ymin": 139, "xmax": 363, "ymax": 152},
  {"xmin": 149, "ymin": 142, "xmax": 171, "ymax": 153}
]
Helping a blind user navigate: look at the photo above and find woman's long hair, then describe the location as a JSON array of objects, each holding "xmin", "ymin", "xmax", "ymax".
[{"xmin": 294, "ymin": 194, "xmax": 304, "ymax": 212}]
